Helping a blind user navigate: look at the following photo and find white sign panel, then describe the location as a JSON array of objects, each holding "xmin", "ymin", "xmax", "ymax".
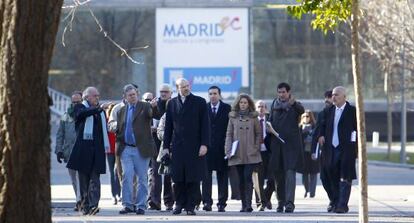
[{"xmin": 156, "ymin": 8, "xmax": 249, "ymax": 98}]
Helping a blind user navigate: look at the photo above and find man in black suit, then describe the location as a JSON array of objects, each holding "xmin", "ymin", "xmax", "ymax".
[
  {"xmin": 201, "ymin": 86, "xmax": 231, "ymax": 212},
  {"xmin": 311, "ymin": 90, "xmax": 333, "ymax": 211},
  {"xmin": 252, "ymin": 100, "xmax": 273, "ymax": 211},
  {"xmin": 318, "ymin": 86, "xmax": 357, "ymax": 214},
  {"xmin": 163, "ymin": 78, "xmax": 210, "ymax": 215}
]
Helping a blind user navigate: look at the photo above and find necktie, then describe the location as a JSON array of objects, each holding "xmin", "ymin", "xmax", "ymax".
[
  {"xmin": 212, "ymin": 106, "xmax": 217, "ymax": 116},
  {"xmin": 260, "ymin": 118, "xmax": 264, "ymax": 144},
  {"xmin": 332, "ymin": 108, "xmax": 341, "ymax": 148},
  {"xmin": 125, "ymin": 105, "xmax": 135, "ymax": 145}
]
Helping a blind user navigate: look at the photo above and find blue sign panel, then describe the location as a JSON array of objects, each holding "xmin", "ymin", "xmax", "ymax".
[{"xmin": 164, "ymin": 67, "xmax": 242, "ymax": 92}]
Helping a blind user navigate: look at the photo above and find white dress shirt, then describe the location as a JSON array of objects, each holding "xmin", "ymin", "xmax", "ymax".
[
  {"xmin": 211, "ymin": 101, "xmax": 220, "ymax": 114},
  {"xmin": 332, "ymin": 103, "xmax": 346, "ymax": 148}
]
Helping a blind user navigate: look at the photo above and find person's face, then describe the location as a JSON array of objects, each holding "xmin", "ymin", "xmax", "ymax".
[
  {"xmin": 159, "ymin": 89, "xmax": 172, "ymax": 100},
  {"xmin": 332, "ymin": 89, "xmax": 346, "ymax": 107},
  {"xmin": 177, "ymin": 81, "xmax": 190, "ymax": 97},
  {"xmin": 239, "ymin": 98, "xmax": 249, "ymax": 111},
  {"xmin": 208, "ymin": 89, "xmax": 220, "ymax": 104},
  {"xmin": 302, "ymin": 113, "xmax": 311, "ymax": 124},
  {"xmin": 277, "ymin": 87, "xmax": 290, "ymax": 102},
  {"xmin": 324, "ymin": 96, "xmax": 333, "ymax": 107},
  {"xmin": 86, "ymin": 89, "xmax": 100, "ymax": 106},
  {"xmin": 256, "ymin": 102, "xmax": 266, "ymax": 115},
  {"xmin": 125, "ymin": 89, "xmax": 138, "ymax": 105},
  {"xmin": 71, "ymin": 94, "xmax": 82, "ymax": 105}
]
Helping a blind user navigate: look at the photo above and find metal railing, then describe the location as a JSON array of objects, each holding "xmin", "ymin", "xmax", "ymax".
[{"xmin": 48, "ymin": 87, "xmax": 71, "ymax": 117}]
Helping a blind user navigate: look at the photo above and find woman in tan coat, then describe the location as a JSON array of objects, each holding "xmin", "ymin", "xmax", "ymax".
[{"xmin": 225, "ymin": 94, "xmax": 262, "ymax": 212}]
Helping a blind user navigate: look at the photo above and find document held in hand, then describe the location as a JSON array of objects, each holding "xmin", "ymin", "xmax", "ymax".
[
  {"xmin": 265, "ymin": 121, "xmax": 286, "ymax": 144},
  {"xmin": 225, "ymin": 140, "xmax": 239, "ymax": 160},
  {"xmin": 314, "ymin": 143, "xmax": 320, "ymax": 159}
]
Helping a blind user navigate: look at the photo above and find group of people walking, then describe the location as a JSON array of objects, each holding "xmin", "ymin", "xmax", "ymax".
[{"xmin": 55, "ymin": 78, "xmax": 358, "ymax": 216}]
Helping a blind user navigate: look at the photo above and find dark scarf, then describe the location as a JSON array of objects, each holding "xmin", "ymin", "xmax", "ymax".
[
  {"xmin": 239, "ymin": 109, "xmax": 249, "ymax": 118},
  {"xmin": 273, "ymin": 98, "xmax": 291, "ymax": 111}
]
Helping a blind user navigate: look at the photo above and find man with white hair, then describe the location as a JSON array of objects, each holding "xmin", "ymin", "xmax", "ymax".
[
  {"xmin": 67, "ymin": 86, "xmax": 112, "ymax": 215},
  {"xmin": 318, "ymin": 86, "xmax": 357, "ymax": 213},
  {"xmin": 163, "ymin": 78, "xmax": 210, "ymax": 215}
]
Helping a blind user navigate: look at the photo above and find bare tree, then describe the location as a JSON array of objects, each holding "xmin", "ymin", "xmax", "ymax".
[
  {"xmin": 358, "ymin": 0, "xmax": 414, "ymax": 158},
  {"xmin": 0, "ymin": 1, "xmax": 63, "ymax": 222}
]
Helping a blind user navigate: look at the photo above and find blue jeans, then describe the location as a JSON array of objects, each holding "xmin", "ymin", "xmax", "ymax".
[{"xmin": 121, "ymin": 146, "xmax": 150, "ymax": 210}]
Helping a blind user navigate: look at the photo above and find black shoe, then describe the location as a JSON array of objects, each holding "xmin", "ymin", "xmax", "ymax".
[
  {"xmin": 136, "ymin": 208, "xmax": 145, "ymax": 215},
  {"xmin": 119, "ymin": 206, "xmax": 135, "ymax": 214},
  {"xmin": 165, "ymin": 206, "xmax": 174, "ymax": 211},
  {"xmin": 217, "ymin": 205, "xmax": 226, "ymax": 212},
  {"xmin": 148, "ymin": 201, "xmax": 161, "ymax": 210},
  {"xmin": 304, "ymin": 192, "xmax": 308, "ymax": 198},
  {"xmin": 327, "ymin": 204, "xmax": 335, "ymax": 213},
  {"xmin": 74, "ymin": 201, "xmax": 81, "ymax": 211},
  {"xmin": 284, "ymin": 202, "xmax": 295, "ymax": 213},
  {"xmin": 276, "ymin": 206, "xmax": 284, "ymax": 213},
  {"xmin": 186, "ymin": 210, "xmax": 196, "ymax": 215},
  {"xmin": 82, "ymin": 208, "xmax": 90, "ymax": 215},
  {"xmin": 173, "ymin": 207, "xmax": 182, "ymax": 215},
  {"xmin": 335, "ymin": 206, "xmax": 349, "ymax": 213},
  {"xmin": 265, "ymin": 202, "xmax": 272, "ymax": 210},
  {"xmin": 113, "ymin": 197, "xmax": 118, "ymax": 205},
  {"xmin": 88, "ymin": 206, "xmax": 100, "ymax": 215},
  {"xmin": 203, "ymin": 205, "xmax": 212, "ymax": 212},
  {"xmin": 245, "ymin": 207, "xmax": 253, "ymax": 212}
]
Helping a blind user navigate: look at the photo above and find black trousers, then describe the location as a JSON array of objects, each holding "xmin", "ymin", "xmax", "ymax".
[
  {"xmin": 330, "ymin": 147, "xmax": 352, "ymax": 208},
  {"xmin": 106, "ymin": 154, "xmax": 121, "ymax": 198},
  {"xmin": 79, "ymin": 170, "xmax": 101, "ymax": 210},
  {"xmin": 148, "ymin": 158, "xmax": 174, "ymax": 208},
  {"xmin": 173, "ymin": 181, "xmax": 200, "ymax": 211},
  {"xmin": 202, "ymin": 169, "xmax": 228, "ymax": 207},
  {"xmin": 228, "ymin": 166, "xmax": 241, "ymax": 200},
  {"xmin": 236, "ymin": 164, "xmax": 256, "ymax": 209},
  {"xmin": 253, "ymin": 150, "xmax": 270, "ymax": 207}
]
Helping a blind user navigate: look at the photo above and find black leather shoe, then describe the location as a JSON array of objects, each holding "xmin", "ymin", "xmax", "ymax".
[
  {"xmin": 276, "ymin": 206, "xmax": 284, "ymax": 213},
  {"xmin": 82, "ymin": 208, "xmax": 90, "ymax": 215},
  {"xmin": 172, "ymin": 208, "xmax": 182, "ymax": 215},
  {"xmin": 284, "ymin": 203, "xmax": 295, "ymax": 213},
  {"xmin": 165, "ymin": 206, "xmax": 173, "ymax": 211},
  {"xmin": 217, "ymin": 206, "xmax": 226, "ymax": 212},
  {"xmin": 327, "ymin": 204, "xmax": 335, "ymax": 213},
  {"xmin": 186, "ymin": 210, "xmax": 196, "ymax": 215},
  {"xmin": 335, "ymin": 206, "xmax": 349, "ymax": 213},
  {"xmin": 148, "ymin": 201, "xmax": 161, "ymax": 210},
  {"xmin": 136, "ymin": 208, "xmax": 145, "ymax": 215},
  {"xmin": 203, "ymin": 205, "xmax": 212, "ymax": 212},
  {"xmin": 245, "ymin": 207, "xmax": 253, "ymax": 212},
  {"xmin": 119, "ymin": 206, "xmax": 135, "ymax": 214}
]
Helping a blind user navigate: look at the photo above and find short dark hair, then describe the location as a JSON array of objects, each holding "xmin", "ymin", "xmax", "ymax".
[
  {"xmin": 277, "ymin": 82, "xmax": 291, "ymax": 92},
  {"xmin": 71, "ymin": 91, "xmax": 83, "ymax": 97},
  {"xmin": 324, "ymin": 90, "xmax": 332, "ymax": 98},
  {"xmin": 208, "ymin": 86, "xmax": 221, "ymax": 95}
]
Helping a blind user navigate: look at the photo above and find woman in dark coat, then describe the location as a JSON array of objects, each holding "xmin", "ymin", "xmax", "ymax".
[{"xmin": 300, "ymin": 110, "xmax": 319, "ymax": 198}]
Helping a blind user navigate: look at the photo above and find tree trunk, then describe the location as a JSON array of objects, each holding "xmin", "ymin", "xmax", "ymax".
[
  {"xmin": 385, "ymin": 71, "xmax": 393, "ymax": 160},
  {"xmin": 350, "ymin": 0, "xmax": 369, "ymax": 222},
  {"xmin": 0, "ymin": 1, "xmax": 63, "ymax": 222}
]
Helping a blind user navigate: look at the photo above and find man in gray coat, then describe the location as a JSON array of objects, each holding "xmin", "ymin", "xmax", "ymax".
[
  {"xmin": 268, "ymin": 82, "xmax": 304, "ymax": 213},
  {"xmin": 55, "ymin": 91, "xmax": 83, "ymax": 211}
]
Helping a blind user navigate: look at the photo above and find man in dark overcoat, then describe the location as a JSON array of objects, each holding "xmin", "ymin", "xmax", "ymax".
[
  {"xmin": 163, "ymin": 78, "xmax": 210, "ymax": 215},
  {"xmin": 268, "ymin": 82, "xmax": 304, "ymax": 213},
  {"xmin": 201, "ymin": 86, "xmax": 231, "ymax": 212},
  {"xmin": 67, "ymin": 86, "xmax": 112, "ymax": 215},
  {"xmin": 317, "ymin": 86, "xmax": 357, "ymax": 214}
]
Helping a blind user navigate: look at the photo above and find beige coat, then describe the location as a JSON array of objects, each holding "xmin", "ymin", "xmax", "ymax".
[{"xmin": 225, "ymin": 111, "xmax": 262, "ymax": 166}]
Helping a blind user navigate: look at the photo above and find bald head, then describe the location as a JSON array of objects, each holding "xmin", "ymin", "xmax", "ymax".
[
  {"xmin": 332, "ymin": 86, "xmax": 346, "ymax": 107},
  {"xmin": 175, "ymin": 78, "xmax": 190, "ymax": 96}
]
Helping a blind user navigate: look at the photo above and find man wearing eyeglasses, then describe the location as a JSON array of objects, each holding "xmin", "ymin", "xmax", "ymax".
[
  {"xmin": 55, "ymin": 91, "xmax": 83, "ymax": 212},
  {"xmin": 67, "ymin": 87, "xmax": 112, "ymax": 215}
]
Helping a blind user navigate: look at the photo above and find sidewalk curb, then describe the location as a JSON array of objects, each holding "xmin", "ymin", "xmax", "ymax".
[{"xmin": 368, "ymin": 160, "xmax": 414, "ymax": 169}]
